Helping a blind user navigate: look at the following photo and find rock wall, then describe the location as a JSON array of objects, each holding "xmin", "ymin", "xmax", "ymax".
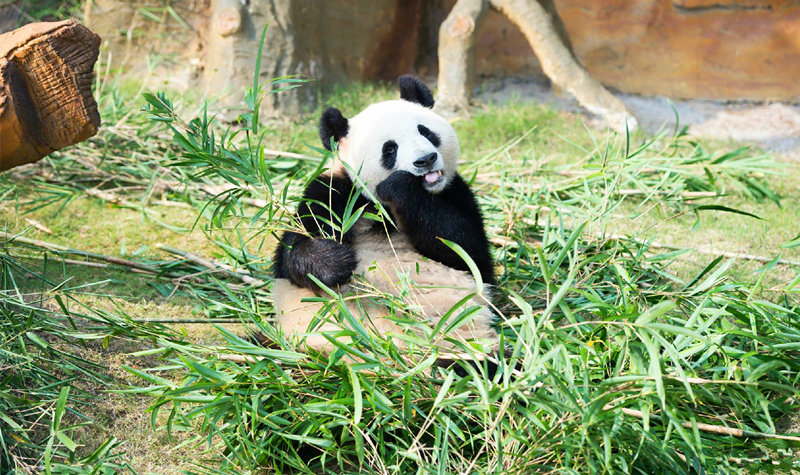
[
  {"xmin": 83, "ymin": 0, "xmax": 423, "ymax": 115},
  {"xmin": 83, "ymin": 0, "xmax": 209, "ymax": 90},
  {"xmin": 77, "ymin": 0, "xmax": 800, "ymax": 106},
  {"xmin": 419, "ymin": 0, "xmax": 800, "ymax": 101},
  {"xmin": 554, "ymin": 0, "xmax": 800, "ymax": 101}
]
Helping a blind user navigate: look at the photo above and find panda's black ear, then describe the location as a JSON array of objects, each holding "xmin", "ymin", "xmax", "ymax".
[
  {"xmin": 398, "ymin": 74, "xmax": 434, "ymax": 109},
  {"xmin": 319, "ymin": 107, "xmax": 349, "ymax": 151}
]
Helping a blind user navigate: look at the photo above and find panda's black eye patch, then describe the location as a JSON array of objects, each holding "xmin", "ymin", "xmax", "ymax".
[
  {"xmin": 418, "ymin": 124, "xmax": 441, "ymax": 147},
  {"xmin": 381, "ymin": 140, "xmax": 398, "ymax": 169}
]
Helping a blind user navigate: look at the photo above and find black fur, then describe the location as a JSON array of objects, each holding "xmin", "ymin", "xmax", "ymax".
[
  {"xmin": 381, "ymin": 140, "xmax": 398, "ymax": 169},
  {"xmin": 319, "ymin": 107, "xmax": 349, "ymax": 151},
  {"xmin": 274, "ymin": 169, "xmax": 494, "ymax": 290},
  {"xmin": 275, "ymin": 233, "xmax": 357, "ymax": 289},
  {"xmin": 280, "ymin": 76, "xmax": 492, "ymax": 290},
  {"xmin": 417, "ymin": 124, "xmax": 440, "ymax": 147},
  {"xmin": 437, "ymin": 357, "xmax": 500, "ymax": 379},
  {"xmin": 398, "ymin": 74, "xmax": 434, "ymax": 109},
  {"xmin": 376, "ymin": 171, "xmax": 495, "ymax": 284},
  {"xmin": 273, "ymin": 173, "xmax": 374, "ymax": 289}
]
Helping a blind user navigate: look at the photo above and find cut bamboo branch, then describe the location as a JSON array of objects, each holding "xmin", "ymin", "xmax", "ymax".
[
  {"xmin": 262, "ymin": 148, "xmax": 318, "ymax": 161},
  {"xmin": 479, "ymin": 175, "xmax": 724, "ymax": 200},
  {"xmin": 16, "ymin": 254, "xmax": 109, "ymax": 268},
  {"xmin": 23, "ymin": 218, "xmax": 52, "ymax": 234},
  {"xmin": 604, "ymin": 232, "xmax": 800, "ymax": 268},
  {"xmin": 0, "ymin": 20, "xmax": 101, "ymax": 171},
  {"xmin": 155, "ymin": 243, "xmax": 266, "ymax": 286},
  {"xmin": 217, "ymin": 353, "xmax": 261, "ymax": 364},
  {"xmin": 132, "ymin": 319, "xmax": 244, "ymax": 324},
  {"xmin": 84, "ymin": 188, "xmax": 173, "ymax": 220},
  {"xmin": 489, "ymin": 219, "xmax": 800, "ymax": 268},
  {"xmin": 3, "ymin": 234, "xmax": 164, "ymax": 274},
  {"xmin": 605, "ymin": 404, "xmax": 800, "ymax": 442},
  {"xmin": 614, "ymin": 190, "xmax": 718, "ymax": 199}
]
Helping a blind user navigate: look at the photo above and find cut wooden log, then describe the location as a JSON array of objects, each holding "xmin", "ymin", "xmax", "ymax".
[{"xmin": 0, "ymin": 20, "xmax": 101, "ymax": 171}]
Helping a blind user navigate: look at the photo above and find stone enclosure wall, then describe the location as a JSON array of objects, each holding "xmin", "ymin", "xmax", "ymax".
[
  {"xmin": 9, "ymin": 0, "xmax": 793, "ymax": 112},
  {"xmin": 430, "ymin": 0, "xmax": 800, "ymax": 101}
]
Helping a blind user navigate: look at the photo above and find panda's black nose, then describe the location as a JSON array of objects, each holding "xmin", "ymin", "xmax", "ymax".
[{"xmin": 413, "ymin": 153, "xmax": 437, "ymax": 169}]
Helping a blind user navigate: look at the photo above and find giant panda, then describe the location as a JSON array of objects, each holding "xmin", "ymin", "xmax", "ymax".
[{"xmin": 272, "ymin": 75, "xmax": 499, "ymax": 359}]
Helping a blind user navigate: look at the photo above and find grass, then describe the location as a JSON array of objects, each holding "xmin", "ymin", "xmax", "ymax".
[
  {"xmin": 1, "ymin": 0, "xmax": 83, "ymax": 26},
  {"xmin": 1, "ymin": 63, "xmax": 799, "ymax": 473},
  {"xmin": 130, "ymin": 93, "xmax": 800, "ymax": 472}
]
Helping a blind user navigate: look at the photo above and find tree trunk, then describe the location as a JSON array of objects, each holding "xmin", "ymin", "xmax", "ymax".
[
  {"xmin": 435, "ymin": 0, "xmax": 487, "ymax": 116},
  {"xmin": 0, "ymin": 20, "xmax": 101, "ymax": 171},
  {"xmin": 489, "ymin": 0, "xmax": 637, "ymax": 131},
  {"xmin": 437, "ymin": 0, "xmax": 638, "ymax": 132},
  {"xmin": 203, "ymin": 0, "xmax": 256, "ymax": 119},
  {"xmin": 248, "ymin": 0, "xmax": 315, "ymax": 118}
]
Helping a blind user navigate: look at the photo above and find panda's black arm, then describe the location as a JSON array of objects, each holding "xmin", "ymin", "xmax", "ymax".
[
  {"xmin": 296, "ymin": 173, "xmax": 373, "ymax": 242},
  {"xmin": 377, "ymin": 171, "xmax": 495, "ymax": 284},
  {"xmin": 273, "ymin": 173, "xmax": 371, "ymax": 290}
]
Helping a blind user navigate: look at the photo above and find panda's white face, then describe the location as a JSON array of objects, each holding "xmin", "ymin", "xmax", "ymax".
[{"xmin": 338, "ymin": 100, "xmax": 459, "ymax": 198}]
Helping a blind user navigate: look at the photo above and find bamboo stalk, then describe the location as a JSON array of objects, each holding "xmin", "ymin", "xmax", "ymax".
[
  {"xmin": 23, "ymin": 218, "xmax": 52, "ymax": 234},
  {"xmin": 217, "ymin": 353, "xmax": 260, "ymax": 363},
  {"xmin": 615, "ymin": 189, "xmax": 718, "ymax": 199},
  {"xmin": 15, "ymin": 254, "xmax": 108, "ymax": 268},
  {"xmin": 4, "ymin": 235, "xmax": 164, "ymax": 274},
  {"xmin": 484, "ymin": 177, "xmax": 722, "ymax": 199},
  {"xmin": 155, "ymin": 243, "xmax": 265, "ymax": 286},
  {"xmin": 132, "ymin": 319, "xmax": 242, "ymax": 324},
  {"xmin": 489, "ymin": 218, "xmax": 800, "ymax": 268},
  {"xmin": 729, "ymin": 456, "xmax": 779, "ymax": 466},
  {"xmin": 262, "ymin": 148, "xmax": 317, "ymax": 161},
  {"xmin": 84, "ymin": 188, "xmax": 164, "ymax": 217},
  {"xmin": 149, "ymin": 200, "xmax": 192, "ymax": 208},
  {"xmin": 604, "ymin": 232, "xmax": 800, "ymax": 267},
  {"xmin": 605, "ymin": 404, "xmax": 800, "ymax": 442}
]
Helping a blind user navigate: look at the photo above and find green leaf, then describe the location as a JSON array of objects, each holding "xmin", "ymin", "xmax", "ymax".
[
  {"xmin": 348, "ymin": 365, "xmax": 363, "ymax": 426},
  {"xmin": 781, "ymin": 232, "xmax": 800, "ymax": 248},
  {"xmin": 439, "ymin": 239, "xmax": 483, "ymax": 291},
  {"xmin": 691, "ymin": 204, "xmax": 762, "ymax": 220}
]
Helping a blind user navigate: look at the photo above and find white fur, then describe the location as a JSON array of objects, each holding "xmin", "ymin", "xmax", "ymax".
[
  {"xmin": 338, "ymin": 100, "xmax": 459, "ymax": 198},
  {"xmin": 273, "ymin": 231, "xmax": 498, "ymax": 355},
  {"xmin": 272, "ymin": 99, "xmax": 498, "ymax": 357}
]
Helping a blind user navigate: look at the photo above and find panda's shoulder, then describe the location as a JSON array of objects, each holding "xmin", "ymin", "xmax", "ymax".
[
  {"xmin": 301, "ymin": 169, "xmax": 378, "ymax": 221},
  {"xmin": 302, "ymin": 169, "xmax": 355, "ymax": 200},
  {"xmin": 442, "ymin": 173, "xmax": 479, "ymax": 204}
]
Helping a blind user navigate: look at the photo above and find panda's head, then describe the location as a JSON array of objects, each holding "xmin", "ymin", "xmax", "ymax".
[{"xmin": 319, "ymin": 75, "xmax": 459, "ymax": 198}]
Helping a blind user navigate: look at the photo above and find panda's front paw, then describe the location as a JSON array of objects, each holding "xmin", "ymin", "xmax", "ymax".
[
  {"xmin": 289, "ymin": 238, "xmax": 357, "ymax": 289},
  {"xmin": 376, "ymin": 170, "xmax": 419, "ymax": 202}
]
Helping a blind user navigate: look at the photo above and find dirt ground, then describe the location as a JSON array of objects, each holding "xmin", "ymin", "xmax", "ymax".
[{"xmin": 477, "ymin": 77, "xmax": 800, "ymax": 162}]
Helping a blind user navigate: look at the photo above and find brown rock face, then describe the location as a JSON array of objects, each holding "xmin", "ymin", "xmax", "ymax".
[
  {"xmin": 84, "ymin": 0, "xmax": 800, "ymax": 105},
  {"xmin": 85, "ymin": 0, "xmax": 423, "ymax": 115},
  {"xmin": 554, "ymin": 0, "xmax": 800, "ymax": 101}
]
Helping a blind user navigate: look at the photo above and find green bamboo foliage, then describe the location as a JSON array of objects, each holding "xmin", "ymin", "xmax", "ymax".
[
  {"xmin": 0, "ymin": 254, "xmax": 136, "ymax": 473},
  {"xmin": 123, "ymin": 75, "xmax": 800, "ymax": 473},
  {"xmin": 0, "ymin": 22, "xmax": 796, "ymax": 470}
]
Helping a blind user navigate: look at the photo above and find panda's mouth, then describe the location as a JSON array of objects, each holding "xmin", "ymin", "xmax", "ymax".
[{"xmin": 421, "ymin": 170, "xmax": 443, "ymax": 187}]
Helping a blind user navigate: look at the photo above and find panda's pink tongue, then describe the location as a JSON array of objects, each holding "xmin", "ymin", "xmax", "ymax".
[{"xmin": 424, "ymin": 171, "xmax": 439, "ymax": 184}]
